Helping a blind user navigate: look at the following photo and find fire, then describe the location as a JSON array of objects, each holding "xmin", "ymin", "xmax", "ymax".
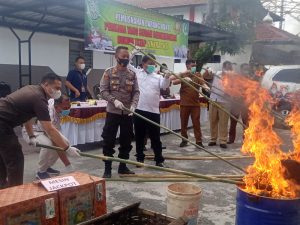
[{"xmin": 222, "ymin": 72, "xmax": 300, "ymax": 198}]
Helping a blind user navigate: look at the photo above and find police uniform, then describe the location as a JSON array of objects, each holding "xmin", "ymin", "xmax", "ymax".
[{"xmin": 99, "ymin": 66, "xmax": 139, "ymax": 174}]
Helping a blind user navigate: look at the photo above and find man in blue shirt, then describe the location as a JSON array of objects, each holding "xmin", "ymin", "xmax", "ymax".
[{"xmin": 65, "ymin": 56, "xmax": 93, "ymax": 101}]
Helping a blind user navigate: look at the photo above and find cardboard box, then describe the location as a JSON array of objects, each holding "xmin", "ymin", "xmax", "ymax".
[
  {"xmin": 57, "ymin": 172, "xmax": 107, "ymax": 225},
  {"xmin": 0, "ymin": 183, "xmax": 59, "ymax": 225}
]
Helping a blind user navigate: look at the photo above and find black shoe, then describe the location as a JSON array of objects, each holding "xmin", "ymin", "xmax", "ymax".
[
  {"xmin": 102, "ymin": 170, "xmax": 112, "ymax": 178},
  {"xmin": 136, "ymin": 160, "xmax": 144, "ymax": 168},
  {"xmin": 103, "ymin": 161, "xmax": 112, "ymax": 178},
  {"xmin": 196, "ymin": 142, "xmax": 205, "ymax": 148},
  {"xmin": 208, "ymin": 142, "xmax": 217, "ymax": 146},
  {"xmin": 156, "ymin": 162, "xmax": 168, "ymax": 168},
  {"xmin": 220, "ymin": 144, "xmax": 227, "ymax": 149},
  {"xmin": 227, "ymin": 140, "xmax": 234, "ymax": 144},
  {"xmin": 36, "ymin": 172, "xmax": 51, "ymax": 180},
  {"xmin": 46, "ymin": 167, "xmax": 60, "ymax": 176},
  {"xmin": 118, "ymin": 164, "xmax": 135, "ymax": 175},
  {"xmin": 179, "ymin": 141, "xmax": 188, "ymax": 147}
]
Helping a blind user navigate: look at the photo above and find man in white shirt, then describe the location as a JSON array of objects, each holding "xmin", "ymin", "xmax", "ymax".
[
  {"xmin": 128, "ymin": 54, "xmax": 170, "ymax": 167},
  {"xmin": 208, "ymin": 61, "xmax": 232, "ymax": 149},
  {"xmin": 23, "ymin": 95, "xmax": 74, "ymax": 179}
]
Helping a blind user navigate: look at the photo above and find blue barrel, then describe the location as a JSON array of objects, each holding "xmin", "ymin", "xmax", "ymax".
[{"xmin": 235, "ymin": 187, "xmax": 300, "ymax": 225}]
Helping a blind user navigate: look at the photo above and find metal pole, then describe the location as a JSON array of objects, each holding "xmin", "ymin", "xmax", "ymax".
[
  {"xmin": 2, "ymin": 1, "xmax": 47, "ymax": 87},
  {"xmin": 28, "ymin": 40, "xmax": 32, "ymax": 85},
  {"xmin": 279, "ymin": 0, "xmax": 285, "ymax": 29}
]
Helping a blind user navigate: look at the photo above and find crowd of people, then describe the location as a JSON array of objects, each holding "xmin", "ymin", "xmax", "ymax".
[{"xmin": 0, "ymin": 45, "xmax": 257, "ymax": 188}]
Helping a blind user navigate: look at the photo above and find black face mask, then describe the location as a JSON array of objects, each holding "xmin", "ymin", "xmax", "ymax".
[{"xmin": 117, "ymin": 58, "xmax": 129, "ymax": 67}]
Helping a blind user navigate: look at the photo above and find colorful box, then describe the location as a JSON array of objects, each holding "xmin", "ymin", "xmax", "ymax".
[
  {"xmin": 0, "ymin": 183, "xmax": 59, "ymax": 225},
  {"xmin": 57, "ymin": 172, "xmax": 107, "ymax": 225}
]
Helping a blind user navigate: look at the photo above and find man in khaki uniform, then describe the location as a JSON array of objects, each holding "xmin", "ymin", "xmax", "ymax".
[
  {"xmin": 172, "ymin": 60, "xmax": 206, "ymax": 148},
  {"xmin": 100, "ymin": 46, "xmax": 140, "ymax": 178},
  {"xmin": 208, "ymin": 61, "xmax": 232, "ymax": 149}
]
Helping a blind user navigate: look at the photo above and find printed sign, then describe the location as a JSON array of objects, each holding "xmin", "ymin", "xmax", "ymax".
[
  {"xmin": 41, "ymin": 176, "xmax": 80, "ymax": 192},
  {"xmin": 84, "ymin": 0, "xmax": 189, "ymax": 58}
]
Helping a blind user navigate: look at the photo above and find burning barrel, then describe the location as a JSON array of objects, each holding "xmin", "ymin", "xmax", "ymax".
[{"xmin": 235, "ymin": 187, "xmax": 300, "ymax": 225}]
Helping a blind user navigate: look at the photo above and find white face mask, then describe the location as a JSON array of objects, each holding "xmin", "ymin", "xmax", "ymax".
[
  {"xmin": 79, "ymin": 64, "xmax": 86, "ymax": 70},
  {"xmin": 51, "ymin": 89, "xmax": 62, "ymax": 100}
]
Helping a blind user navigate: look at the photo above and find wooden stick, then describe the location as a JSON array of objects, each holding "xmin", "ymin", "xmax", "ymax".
[
  {"xmin": 144, "ymin": 155, "xmax": 253, "ymax": 160},
  {"xmin": 123, "ymin": 107, "xmax": 247, "ymax": 173},
  {"xmin": 36, "ymin": 143, "xmax": 243, "ymax": 185}
]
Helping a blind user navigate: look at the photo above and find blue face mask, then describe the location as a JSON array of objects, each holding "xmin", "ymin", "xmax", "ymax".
[
  {"xmin": 191, "ymin": 67, "xmax": 197, "ymax": 74},
  {"xmin": 60, "ymin": 109, "xmax": 70, "ymax": 116},
  {"xmin": 146, "ymin": 65, "xmax": 156, "ymax": 74}
]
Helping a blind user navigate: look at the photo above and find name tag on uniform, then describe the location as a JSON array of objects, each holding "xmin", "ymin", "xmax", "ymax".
[{"xmin": 81, "ymin": 86, "xmax": 86, "ymax": 92}]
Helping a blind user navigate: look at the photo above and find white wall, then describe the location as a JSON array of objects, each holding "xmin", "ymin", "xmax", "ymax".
[
  {"xmin": 0, "ymin": 27, "xmax": 71, "ymax": 76},
  {"xmin": 0, "ymin": 27, "xmax": 117, "ymax": 76},
  {"xmin": 157, "ymin": 5, "xmax": 206, "ymax": 24},
  {"xmin": 221, "ymin": 45, "xmax": 252, "ymax": 71},
  {"xmin": 93, "ymin": 51, "xmax": 115, "ymax": 69},
  {"xmin": 194, "ymin": 6, "xmax": 206, "ymax": 24},
  {"xmin": 158, "ymin": 7, "xmax": 190, "ymax": 21}
]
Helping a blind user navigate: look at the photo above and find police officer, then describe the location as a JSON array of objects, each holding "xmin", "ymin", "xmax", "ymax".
[{"xmin": 100, "ymin": 46, "xmax": 140, "ymax": 178}]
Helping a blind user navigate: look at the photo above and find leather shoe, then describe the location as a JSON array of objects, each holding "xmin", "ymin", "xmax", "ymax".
[
  {"xmin": 102, "ymin": 170, "xmax": 112, "ymax": 178},
  {"xmin": 196, "ymin": 142, "xmax": 205, "ymax": 148},
  {"xmin": 220, "ymin": 144, "xmax": 227, "ymax": 149},
  {"xmin": 118, "ymin": 165, "xmax": 135, "ymax": 175},
  {"xmin": 208, "ymin": 142, "xmax": 216, "ymax": 146},
  {"xmin": 179, "ymin": 141, "xmax": 188, "ymax": 147},
  {"xmin": 156, "ymin": 162, "xmax": 168, "ymax": 168}
]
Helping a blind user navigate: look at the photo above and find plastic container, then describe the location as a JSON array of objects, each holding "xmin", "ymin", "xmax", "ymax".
[{"xmin": 167, "ymin": 183, "xmax": 201, "ymax": 225}]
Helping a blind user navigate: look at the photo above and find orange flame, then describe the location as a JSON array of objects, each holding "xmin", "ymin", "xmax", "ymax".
[{"xmin": 222, "ymin": 72, "xmax": 299, "ymax": 198}]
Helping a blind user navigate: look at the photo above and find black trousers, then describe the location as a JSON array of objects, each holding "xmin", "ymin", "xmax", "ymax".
[
  {"xmin": 101, "ymin": 112, "xmax": 133, "ymax": 160},
  {"xmin": 0, "ymin": 123, "xmax": 24, "ymax": 188},
  {"xmin": 134, "ymin": 109, "xmax": 164, "ymax": 163}
]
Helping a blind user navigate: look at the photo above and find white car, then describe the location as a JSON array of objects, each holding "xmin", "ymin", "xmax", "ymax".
[{"xmin": 261, "ymin": 65, "xmax": 300, "ymax": 117}]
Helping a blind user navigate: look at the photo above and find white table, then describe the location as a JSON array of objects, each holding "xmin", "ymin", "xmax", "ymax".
[{"xmin": 61, "ymin": 100, "xmax": 208, "ymax": 146}]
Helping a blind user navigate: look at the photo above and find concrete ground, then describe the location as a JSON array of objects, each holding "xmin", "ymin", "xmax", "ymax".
[{"xmin": 20, "ymin": 122, "xmax": 292, "ymax": 225}]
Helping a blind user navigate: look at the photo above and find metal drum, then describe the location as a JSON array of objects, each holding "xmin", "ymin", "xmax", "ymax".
[{"xmin": 235, "ymin": 187, "xmax": 300, "ymax": 225}]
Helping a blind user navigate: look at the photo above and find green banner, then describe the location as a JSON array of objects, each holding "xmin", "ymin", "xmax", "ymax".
[{"xmin": 84, "ymin": 0, "xmax": 189, "ymax": 58}]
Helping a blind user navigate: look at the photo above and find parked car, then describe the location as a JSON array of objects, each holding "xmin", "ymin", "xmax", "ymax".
[{"xmin": 261, "ymin": 65, "xmax": 300, "ymax": 125}]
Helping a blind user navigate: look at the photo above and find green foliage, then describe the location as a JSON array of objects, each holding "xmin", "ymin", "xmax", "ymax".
[
  {"xmin": 194, "ymin": 0, "xmax": 259, "ymax": 61},
  {"xmin": 194, "ymin": 43, "xmax": 217, "ymax": 70},
  {"xmin": 216, "ymin": 0, "xmax": 257, "ymax": 55}
]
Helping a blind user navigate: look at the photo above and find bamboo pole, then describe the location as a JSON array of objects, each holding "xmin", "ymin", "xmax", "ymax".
[
  {"xmin": 144, "ymin": 155, "xmax": 253, "ymax": 161},
  {"xmin": 123, "ymin": 106, "xmax": 246, "ymax": 173},
  {"xmin": 129, "ymin": 43, "xmax": 246, "ymax": 129},
  {"xmin": 36, "ymin": 143, "xmax": 243, "ymax": 185},
  {"xmin": 191, "ymin": 71, "xmax": 286, "ymax": 123},
  {"xmin": 105, "ymin": 178, "xmax": 243, "ymax": 184},
  {"xmin": 119, "ymin": 174, "xmax": 244, "ymax": 179}
]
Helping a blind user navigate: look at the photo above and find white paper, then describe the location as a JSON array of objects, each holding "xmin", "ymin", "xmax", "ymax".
[{"xmin": 41, "ymin": 176, "xmax": 80, "ymax": 192}]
